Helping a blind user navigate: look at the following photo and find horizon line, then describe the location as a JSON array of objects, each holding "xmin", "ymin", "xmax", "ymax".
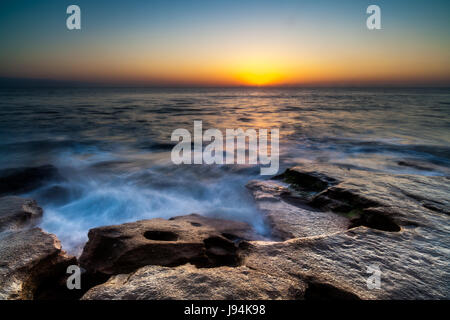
[{"xmin": 1, "ymin": 77, "xmax": 450, "ymax": 89}]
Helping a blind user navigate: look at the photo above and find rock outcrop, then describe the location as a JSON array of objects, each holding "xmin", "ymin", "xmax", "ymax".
[
  {"xmin": 278, "ymin": 164, "xmax": 450, "ymax": 228},
  {"xmin": 0, "ymin": 228, "xmax": 76, "ymax": 300},
  {"xmin": 1, "ymin": 162, "xmax": 448, "ymax": 300},
  {"xmin": 81, "ymin": 263, "xmax": 303, "ymax": 300},
  {"xmin": 0, "ymin": 165, "xmax": 60, "ymax": 196},
  {"xmin": 79, "ymin": 214, "xmax": 266, "ymax": 278},
  {"xmin": 242, "ymin": 163, "xmax": 450, "ymax": 299},
  {"xmin": 246, "ymin": 180, "xmax": 349, "ymax": 240},
  {"xmin": 80, "ymin": 164, "xmax": 449, "ymax": 300},
  {"xmin": 0, "ymin": 196, "xmax": 43, "ymax": 231},
  {"xmin": 240, "ymin": 225, "xmax": 449, "ymax": 299}
]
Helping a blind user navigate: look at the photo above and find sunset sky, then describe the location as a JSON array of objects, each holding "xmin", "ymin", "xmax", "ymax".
[{"xmin": 1, "ymin": 0, "xmax": 449, "ymax": 86}]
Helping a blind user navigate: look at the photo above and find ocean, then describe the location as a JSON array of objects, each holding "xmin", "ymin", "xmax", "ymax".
[{"xmin": 1, "ymin": 87, "xmax": 449, "ymax": 254}]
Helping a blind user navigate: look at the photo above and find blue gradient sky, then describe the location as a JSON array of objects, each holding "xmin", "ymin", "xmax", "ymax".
[{"xmin": 1, "ymin": 0, "xmax": 449, "ymax": 85}]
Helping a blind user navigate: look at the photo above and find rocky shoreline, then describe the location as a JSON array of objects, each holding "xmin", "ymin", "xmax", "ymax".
[{"xmin": 0, "ymin": 164, "xmax": 449, "ymax": 299}]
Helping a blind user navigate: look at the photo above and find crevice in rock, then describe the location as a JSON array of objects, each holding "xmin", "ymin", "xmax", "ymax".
[
  {"xmin": 304, "ymin": 281, "xmax": 360, "ymax": 300},
  {"xmin": 305, "ymin": 186, "xmax": 402, "ymax": 232},
  {"xmin": 348, "ymin": 214, "xmax": 401, "ymax": 232},
  {"xmin": 203, "ymin": 236, "xmax": 241, "ymax": 267},
  {"xmin": 274, "ymin": 168, "xmax": 338, "ymax": 193},
  {"xmin": 190, "ymin": 222, "xmax": 202, "ymax": 227},
  {"xmin": 33, "ymin": 267, "xmax": 109, "ymax": 300},
  {"xmin": 421, "ymin": 202, "xmax": 446, "ymax": 215},
  {"xmin": 221, "ymin": 232, "xmax": 245, "ymax": 244},
  {"xmin": 279, "ymin": 193, "xmax": 318, "ymax": 210},
  {"xmin": 143, "ymin": 230, "xmax": 178, "ymax": 241},
  {"xmin": 398, "ymin": 188, "xmax": 449, "ymax": 216},
  {"xmin": 21, "ymin": 252, "xmax": 78, "ymax": 300}
]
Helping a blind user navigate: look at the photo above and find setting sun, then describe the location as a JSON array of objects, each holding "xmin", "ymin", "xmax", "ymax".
[
  {"xmin": 232, "ymin": 60, "xmax": 286, "ymax": 86},
  {"xmin": 236, "ymin": 70, "xmax": 284, "ymax": 86}
]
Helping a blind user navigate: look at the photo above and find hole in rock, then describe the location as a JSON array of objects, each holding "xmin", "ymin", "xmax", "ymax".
[
  {"xmin": 190, "ymin": 222, "xmax": 202, "ymax": 227},
  {"xmin": 203, "ymin": 236, "xmax": 239, "ymax": 267},
  {"xmin": 143, "ymin": 230, "xmax": 178, "ymax": 241}
]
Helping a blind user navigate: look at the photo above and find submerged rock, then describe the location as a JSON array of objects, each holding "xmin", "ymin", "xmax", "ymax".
[
  {"xmin": 79, "ymin": 214, "xmax": 265, "ymax": 278},
  {"xmin": 0, "ymin": 196, "xmax": 43, "ymax": 231},
  {"xmin": 0, "ymin": 165, "xmax": 60, "ymax": 196},
  {"xmin": 81, "ymin": 263, "xmax": 304, "ymax": 300},
  {"xmin": 0, "ymin": 228, "xmax": 76, "ymax": 300},
  {"xmin": 276, "ymin": 164, "xmax": 450, "ymax": 229}
]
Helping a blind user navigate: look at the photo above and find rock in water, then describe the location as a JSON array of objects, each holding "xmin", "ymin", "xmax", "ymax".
[
  {"xmin": 280, "ymin": 164, "xmax": 450, "ymax": 227},
  {"xmin": 243, "ymin": 163, "xmax": 450, "ymax": 299},
  {"xmin": 0, "ymin": 228, "xmax": 76, "ymax": 300},
  {"xmin": 79, "ymin": 214, "xmax": 265, "ymax": 278},
  {"xmin": 0, "ymin": 196, "xmax": 43, "ymax": 231},
  {"xmin": 246, "ymin": 180, "xmax": 349, "ymax": 240},
  {"xmin": 81, "ymin": 263, "xmax": 304, "ymax": 300},
  {"xmin": 0, "ymin": 165, "xmax": 60, "ymax": 196}
]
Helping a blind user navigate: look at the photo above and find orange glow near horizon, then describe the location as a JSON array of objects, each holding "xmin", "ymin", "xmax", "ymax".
[
  {"xmin": 2, "ymin": 38, "xmax": 449, "ymax": 87},
  {"xmin": 235, "ymin": 67, "xmax": 285, "ymax": 86},
  {"xmin": 1, "ymin": 1, "xmax": 450, "ymax": 87}
]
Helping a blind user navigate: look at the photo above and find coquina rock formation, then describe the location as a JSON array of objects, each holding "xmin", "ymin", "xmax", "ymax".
[
  {"xmin": 80, "ymin": 164, "xmax": 449, "ymax": 300},
  {"xmin": 0, "ymin": 197, "xmax": 75, "ymax": 300},
  {"xmin": 0, "ymin": 163, "xmax": 448, "ymax": 300}
]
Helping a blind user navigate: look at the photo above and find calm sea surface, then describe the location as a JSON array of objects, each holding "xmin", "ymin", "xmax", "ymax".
[{"xmin": 1, "ymin": 87, "xmax": 449, "ymax": 253}]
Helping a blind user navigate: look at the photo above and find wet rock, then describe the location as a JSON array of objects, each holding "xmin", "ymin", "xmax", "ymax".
[
  {"xmin": 280, "ymin": 164, "xmax": 450, "ymax": 228},
  {"xmin": 349, "ymin": 207, "xmax": 401, "ymax": 232},
  {"xmin": 0, "ymin": 165, "xmax": 60, "ymax": 196},
  {"xmin": 169, "ymin": 214, "xmax": 268, "ymax": 243},
  {"xmin": 79, "ymin": 214, "xmax": 264, "ymax": 278},
  {"xmin": 240, "ymin": 225, "xmax": 450, "ymax": 299},
  {"xmin": 397, "ymin": 160, "xmax": 434, "ymax": 171},
  {"xmin": 246, "ymin": 180, "xmax": 349, "ymax": 240},
  {"xmin": 0, "ymin": 196, "xmax": 43, "ymax": 231},
  {"xmin": 0, "ymin": 228, "xmax": 76, "ymax": 300},
  {"xmin": 81, "ymin": 263, "xmax": 304, "ymax": 300},
  {"xmin": 241, "ymin": 163, "xmax": 450, "ymax": 299},
  {"xmin": 397, "ymin": 160, "xmax": 450, "ymax": 175},
  {"xmin": 274, "ymin": 167, "xmax": 338, "ymax": 192}
]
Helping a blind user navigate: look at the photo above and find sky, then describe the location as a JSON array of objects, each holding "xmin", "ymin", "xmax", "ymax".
[{"xmin": 0, "ymin": 0, "xmax": 449, "ymax": 86}]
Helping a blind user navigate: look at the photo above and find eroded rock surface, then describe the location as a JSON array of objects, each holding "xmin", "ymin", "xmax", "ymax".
[
  {"xmin": 242, "ymin": 163, "xmax": 450, "ymax": 299},
  {"xmin": 81, "ymin": 263, "xmax": 304, "ymax": 300},
  {"xmin": 241, "ymin": 225, "xmax": 449, "ymax": 299},
  {"xmin": 0, "ymin": 165, "xmax": 60, "ymax": 196},
  {"xmin": 79, "ymin": 214, "xmax": 265, "ymax": 278},
  {"xmin": 246, "ymin": 180, "xmax": 349, "ymax": 240},
  {"xmin": 3, "ymin": 162, "xmax": 447, "ymax": 300},
  {"xmin": 82, "ymin": 164, "xmax": 449, "ymax": 300},
  {"xmin": 0, "ymin": 196, "xmax": 43, "ymax": 231},
  {"xmin": 280, "ymin": 164, "xmax": 450, "ymax": 229},
  {"xmin": 0, "ymin": 228, "xmax": 76, "ymax": 300}
]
